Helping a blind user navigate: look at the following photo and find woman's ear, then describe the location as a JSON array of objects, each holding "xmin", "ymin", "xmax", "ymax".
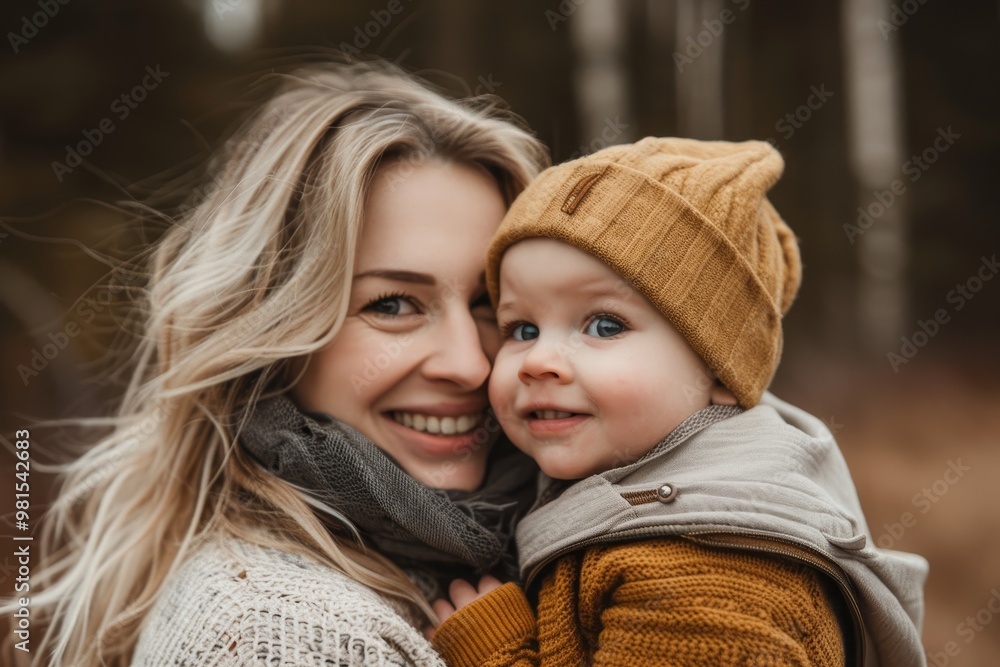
[{"xmin": 709, "ymin": 382, "xmax": 738, "ymax": 406}]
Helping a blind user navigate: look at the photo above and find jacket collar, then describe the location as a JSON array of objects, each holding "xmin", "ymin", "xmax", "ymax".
[{"xmin": 516, "ymin": 392, "xmax": 928, "ymax": 667}]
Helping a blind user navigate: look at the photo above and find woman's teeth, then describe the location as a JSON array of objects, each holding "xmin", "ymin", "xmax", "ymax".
[
  {"xmin": 391, "ymin": 411, "xmax": 482, "ymax": 435},
  {"xmin": 533, "ymin": 410, "xmax": 574, "ymax": 419}
]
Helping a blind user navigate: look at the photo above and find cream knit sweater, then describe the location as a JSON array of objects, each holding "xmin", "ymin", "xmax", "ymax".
[{"xmin": 132, "ymin": 535, "xmax": 446, "ymax": 666}]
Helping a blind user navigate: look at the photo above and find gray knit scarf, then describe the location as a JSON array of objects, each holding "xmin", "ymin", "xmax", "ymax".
[{"xmin": 238, "ymin": 394, "xmax": 538, "ymax": 599}]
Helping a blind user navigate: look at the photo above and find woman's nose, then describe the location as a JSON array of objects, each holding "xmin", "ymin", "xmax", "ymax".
[
  {"xmin": 421, "ymin": 308, "xmax": 492, "ymax": 389},
  {"xmin": 517, "ymin": 337, "xmax": 574, "ymax": 384}
]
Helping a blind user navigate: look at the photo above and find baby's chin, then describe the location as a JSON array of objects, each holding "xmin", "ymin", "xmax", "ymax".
[{"xmin": 533, "ymin": 454, "xmax": 623, "ymax": 481}]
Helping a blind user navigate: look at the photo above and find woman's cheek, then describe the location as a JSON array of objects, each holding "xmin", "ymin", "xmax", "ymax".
[
  {"xmin": 487, "ymin": 357, "xmax": 517, "ymax": 423},
  {"xmin": 476, "ymin": 319, "xmax": 502, "ymax": 362}
]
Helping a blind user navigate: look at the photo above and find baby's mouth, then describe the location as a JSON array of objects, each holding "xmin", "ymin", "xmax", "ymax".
[
  {"xmin": 531, "ymin": 410, "xmax": 576, "ymax": 420},
  {"xmin": 390, "ymin": 411, "xmax": 484, "ymax": 435}
]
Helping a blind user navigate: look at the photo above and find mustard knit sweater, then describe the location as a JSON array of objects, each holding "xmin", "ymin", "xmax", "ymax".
[{"xmin": 433, "ymin": 537, "xmax": 845, "ymax": 666}]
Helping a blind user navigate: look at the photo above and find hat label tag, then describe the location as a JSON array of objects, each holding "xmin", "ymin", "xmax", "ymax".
[{"xmin": 561, "ymin": 168, "xmax": 607, "ymax": 214}]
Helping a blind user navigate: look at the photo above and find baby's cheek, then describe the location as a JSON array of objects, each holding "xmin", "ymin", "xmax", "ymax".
[
  {"xmin": 606, "ymin": 369, "xmax": 660, "ymax": 405},
  {"xmin": 607, "ymin": 372, "xmax": 691, "ymax": 434}
]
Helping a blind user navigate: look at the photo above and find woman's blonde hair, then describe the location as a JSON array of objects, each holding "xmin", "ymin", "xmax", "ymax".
[{"xmin": 4, "ymin": 57, "xmax": 548, "ymax": 666}]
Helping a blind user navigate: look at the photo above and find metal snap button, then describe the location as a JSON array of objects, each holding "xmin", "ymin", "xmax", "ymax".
[{"xmin": 656, "ymin": 483, "xmax": 678, "ymax": 503}]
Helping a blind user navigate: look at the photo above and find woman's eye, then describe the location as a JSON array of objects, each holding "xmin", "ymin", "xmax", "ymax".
[
  {"xmin": 584, "ymin": 316, "xmax": 625, "ymax": 338},
  {"xmin": 511, "ymin": 323, "xmax": 540, "ymax": 341},
  {"xmin": 364, "ymin": 294, "xmax": 418, "ymax": 316}
]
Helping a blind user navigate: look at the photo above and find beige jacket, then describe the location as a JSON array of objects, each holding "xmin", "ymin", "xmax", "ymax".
[{"xmin": 517, "ymin": 394, "xmax": 929, "ymax": 666}]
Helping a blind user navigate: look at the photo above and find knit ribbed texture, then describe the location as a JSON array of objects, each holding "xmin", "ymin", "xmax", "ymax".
[
  {"xmin": 432, "ymin": 583, "xmax": 537, "ymax": 666},
  {"xmin": 487, "ymin": 137, "xmax": 801, "ymax": 408},
  {"xmin": 434, "ymin": 538, "xmax": 845, "ymax": 667},
  {"xmin": 132, "ymin": 536, "xmax": 446, "ymax": 666}
]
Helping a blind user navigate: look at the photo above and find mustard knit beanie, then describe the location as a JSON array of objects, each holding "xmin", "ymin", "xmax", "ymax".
[{"xmin": 486, "ymin": 136, "xmax": 801, "ymax": 409}]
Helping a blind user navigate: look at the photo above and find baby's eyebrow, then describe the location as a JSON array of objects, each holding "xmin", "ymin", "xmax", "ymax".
[
  {"xmin": 496, "ymin": 301, "xmax": 517, "ymax": 316},
  {"xmin": 495, "ymin": 282, "xmax": 635, "ymax": 314},
  {"xmin": 574, "ymin": 279, "xmax": 637, "ymax": 301}
]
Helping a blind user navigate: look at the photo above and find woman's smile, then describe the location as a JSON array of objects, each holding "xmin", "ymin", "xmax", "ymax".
[
  {"xmin": 388, "ymin": 410, "xmax": 486, "ymax": 435},
  {"xmin": 383, "ymin": 411, "xmax": 487, "ymax": 458}
]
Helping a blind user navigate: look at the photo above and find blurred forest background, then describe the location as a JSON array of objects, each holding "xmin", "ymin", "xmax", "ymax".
[{"xmin": 0, "ymin": 0, "xmax": 998, "ymax": 663}]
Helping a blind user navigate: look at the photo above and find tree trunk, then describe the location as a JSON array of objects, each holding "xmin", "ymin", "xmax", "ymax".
[{"xmin": 841, "ymin": 0, "xmax": 908, "ymax": 350}]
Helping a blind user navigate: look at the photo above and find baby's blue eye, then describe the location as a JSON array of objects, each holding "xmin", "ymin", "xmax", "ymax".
[
  {"xmin": 585, "ymin": 316, "xmax": 625, "ymax": 338},
  {"xmin": 512, "ymin": 323, "xmax": 539, "ymax": 341}
]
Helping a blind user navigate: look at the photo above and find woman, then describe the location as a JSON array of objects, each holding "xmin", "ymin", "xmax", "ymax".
[{"xmin": 9, "ymin": 59, "xmax": 549, "ymax": 665}]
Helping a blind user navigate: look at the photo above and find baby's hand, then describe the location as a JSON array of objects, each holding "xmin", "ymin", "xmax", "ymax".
[{"xmin": 431, "ymin": 575, "xmax": 504, "ymax": 626}]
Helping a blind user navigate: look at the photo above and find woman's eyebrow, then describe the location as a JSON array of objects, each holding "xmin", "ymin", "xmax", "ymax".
[{"xmin": 353, "ymin": 269, "xmax": 436, "ymax": 285}]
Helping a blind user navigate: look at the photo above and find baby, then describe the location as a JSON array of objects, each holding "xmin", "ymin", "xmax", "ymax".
[{"xmin": 429, "ymin": 138, "xmax": 928, "ymax": 667}]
